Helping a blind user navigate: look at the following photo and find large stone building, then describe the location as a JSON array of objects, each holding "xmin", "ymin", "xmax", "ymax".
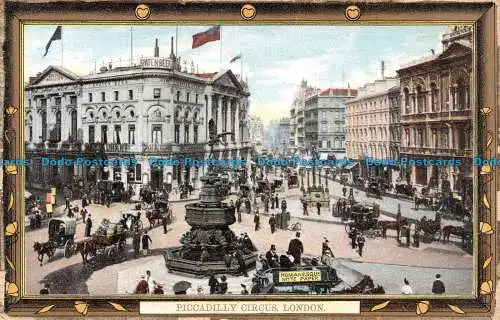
[
  {"xmin": 24, "ymin": 39, "xmax": 251, "ymax": 192},
  {"xmin": 397, "ymin": 26, "xmax": 472, "ymax": 205},
  {"xmin": 345, "ymin": 64, "xmax": 400, "ymax": 183},
  {"xmin": 304, "ymin": 87, "xmax": 357, "ymax": 159}
]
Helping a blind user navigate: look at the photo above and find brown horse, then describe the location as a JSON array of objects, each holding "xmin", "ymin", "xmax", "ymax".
[
  {"xmin": 442, "ymin": 225, "xmax": 464, "ymax": 243},
  {"xmin": 33, "ymin": 241, "xmax": 56, "ymax": 266},
  {"xmin": 76, "ymin": 239, "xmax": 97, "ymax": 265},
  {"xmin": 338, "ymin": 276, "xmax": 385, "ymax": 294},
  {"xmin": 146, "ymin": 208, "xmax": 169, "ymax": 229},
  {"xmin": 378, "ymin": 219, "xmax": 408, "ymax": 239}
]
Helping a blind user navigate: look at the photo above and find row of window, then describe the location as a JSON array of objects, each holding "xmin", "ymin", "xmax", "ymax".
[
  {"xmin": 35, "ymin": 96, "xmax": 77, "ymax": 108},
  {"xmin": 402, "ymin": 127, "xmax": 472, "ymax": 150},
  {"xmin": 89, "ymin": 89, "xmax": 135, "ymax": 102},
  {"xmin": 28, "ymin": 110, "xmax": 78, "ymax": 142},
  {"xmin": 87, "ymin": 124, "xmax": 200, "ymax": 145}
]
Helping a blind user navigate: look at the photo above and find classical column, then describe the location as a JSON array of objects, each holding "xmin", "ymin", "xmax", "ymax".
[
  {"xmin": 206, "ymin": 94, "xmax": 213, "ymax": 140},
  {"xmin": 235, "ymin": 101, "xmax": 240, "ymax": 143},
  {"xmin": 217, "ymin": 95, "xmax": 223, "ymax": 134},
  {"xmin": 448, "ymin": 125, "xmax": 453, "ymax": 150},
  {"xmin": 179, "ymin": 122, "xmax": 185, "ymax": 144}
]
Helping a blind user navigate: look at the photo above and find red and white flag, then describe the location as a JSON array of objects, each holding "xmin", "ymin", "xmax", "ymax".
[{"xmin": 192, "ymin": 26, "xmax": 220, "ymax": 49}]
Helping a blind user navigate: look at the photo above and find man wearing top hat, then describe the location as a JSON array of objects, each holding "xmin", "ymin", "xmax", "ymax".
[{"xmin": 287, "ymin": 232, "xmax": 304, "ymax": 264}]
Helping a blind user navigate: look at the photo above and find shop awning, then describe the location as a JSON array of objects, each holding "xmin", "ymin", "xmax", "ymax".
[{"xmin": 345, "ymin": 163, "xmax": 359, "ymax": 170}]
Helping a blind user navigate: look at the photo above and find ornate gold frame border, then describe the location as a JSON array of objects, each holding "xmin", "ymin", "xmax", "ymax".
[{"xmin": 2, "ymin": 1, "xmax": 497, "ymax": 317}]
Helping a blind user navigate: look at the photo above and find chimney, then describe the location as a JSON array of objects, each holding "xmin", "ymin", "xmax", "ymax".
[
  {"xmin": 154, "ymin": 39, "xmax": 159, "ymax": 57},
  {"xmin": 381, "ymin": 61, "xmax": 385, "ymax": 80}
]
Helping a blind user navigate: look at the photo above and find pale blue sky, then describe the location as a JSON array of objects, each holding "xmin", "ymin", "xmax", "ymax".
[{"xmin": 24, "ymin": 25, "xmax": 447, "ymax": 122}]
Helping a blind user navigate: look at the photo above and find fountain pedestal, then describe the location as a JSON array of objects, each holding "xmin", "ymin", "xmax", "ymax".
[{"xmin": 164, "ymin": 170, "xmax": 258, "ymax": 276}]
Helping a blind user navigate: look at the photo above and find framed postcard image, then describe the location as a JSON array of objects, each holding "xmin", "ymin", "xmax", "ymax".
[{"xmin": 1, "ymin": 1, "xmax": 497, "ymax": 318}]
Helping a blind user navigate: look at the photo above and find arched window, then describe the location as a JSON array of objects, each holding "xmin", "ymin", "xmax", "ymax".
[
  {"xmin": 456, "ymin": 78, "xmax": 467, "ymax": 110},
  {"xmin": 430, "ymin": 83, "xmax": 438, "ymax": 112},
  {"xmin": 416, "ymin": 85, "xmax": 426, "ymax": 113},
  {"xmin": 403, "ymin": 88, "xmax": 410, "ymax": 114},
  {"xmin": 71, "ymin": 110, "xmax": 77, "ymax": 141}
]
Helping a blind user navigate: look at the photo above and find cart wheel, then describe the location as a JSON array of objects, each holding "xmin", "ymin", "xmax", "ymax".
[{"xmin": 64, "ymin": 240, "xmax": 74, "ymax": 258}]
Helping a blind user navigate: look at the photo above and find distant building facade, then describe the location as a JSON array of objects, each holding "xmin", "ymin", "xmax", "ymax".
[
  {"xmin": 304, "ymin": 88, "xmax": 356, "ymax": 160},
  {"xmin": 345, "ymin": 68, "xmax": 400, "ymax": 183}
]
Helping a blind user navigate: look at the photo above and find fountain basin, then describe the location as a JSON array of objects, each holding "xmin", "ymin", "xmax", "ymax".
[
  {"xmin": 185, "ymin": 203, "xmax": 236, "ymax": 227},
  {"xmin": 164, "ymin": 246, "xmax": 258, "ymax": 276}
]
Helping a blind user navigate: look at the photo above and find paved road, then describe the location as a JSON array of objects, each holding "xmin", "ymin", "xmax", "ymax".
[{"xmin": 24, "ymin": 175, "xmax": 471, "ymax": 295}]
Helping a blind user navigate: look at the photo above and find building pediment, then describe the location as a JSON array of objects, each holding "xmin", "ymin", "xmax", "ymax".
[
  {"xmin": 213, "ymin": 71, "xmax": 243, "ymax": 91},
  {"xmin": 439, "ymin": 42, "xmax": 471, "ymax": 60},
  {"xmin": 30, "ymin": 66, "xmax": 79, "ymax": 86}
]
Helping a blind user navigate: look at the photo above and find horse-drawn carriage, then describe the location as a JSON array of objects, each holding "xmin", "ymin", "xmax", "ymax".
[
  {"xmin": 271, "ymin": 179, "xmax": 284, "ymax": 193},
  {"xmin": 145, "ymin": 200, "xmax": 173, "ymax": 228},
  {"xmin": 287, "ymin": 172, "xmax": 299, "ymax": 189},
  {"xmin": 344, "ymin": 202, "xmax": 381, "ymax": 237},
  {"xmin": 394, "ymin": 183, "xmax": 415, "ymax": 198},
  {"xmin": 33, "ymin": 217, "xmax": 77, "ymax": 265},
  {"xmin": 417, "ymin": 217, "xmax": 442, "ymax": 242},
  {"xmin": 365, "ymin": 182, "xmax": 382, "ymax": 199},
  {"xmin": 255, "ymin": 180, "xmax": 271, "ymax": 195},
  {"xmin": 414, "ymin": 192, "xmax": 433, "ymax": 210},
  {"xmin": 119, "ymin": 210, "xmax": 143, "ymax": 231}
]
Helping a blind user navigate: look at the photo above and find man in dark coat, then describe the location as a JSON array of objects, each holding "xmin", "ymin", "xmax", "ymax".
[
  {"xmin": 349, "ymin": 227, "xmax": 357, "ymax": 249},
  {"xmin": 142, "ymin": 231, "xmax": 152, "ymax": 255},
  {"xmin": 342, "ymin": 186, "xmax": 347, "ymax": 197},
  {"xmin": 237, "ymin": 204, "xmax": 242, "ymax": 223},
  {"xmin": 287, "ymin": 232, "xmax": 304, "ymax": 264},
  {"xmin": 274, "ymin": 195, "xmax": 279, "ymax": 209},
  {"xmin": 134, "ymin": 275, "xmax": 149, "ymax": 294},
  {"xmin": 264, "ymin": 197, "xmax": 269, "ymax": 213},
  {"xmin": 432, "ymin": 274, "xmax": 445, "ymax": 294},
  {"xmin": 279, "ymin": 254, "xmax": 294, "ymax": 269},
  {"xmin": 322, "ymin": 238, "xmax": 334, "ymax": 257},
  {"xmin": 223, "ymin": 251, "xmax": 232, "ymax": 274},
  {"xmin": 235, "ymin": 250, "xmax": 248, "ymax": 277},
  {"xmin": 254, "ymin": 213, "xmax": 260, "ymax": 231},
  {"xmin": 265, "ymin": 244, "xmax": 279, "ymax": 268},
  {"xmin": 133, "ymin": 230, "xmax": 141, "ymax": 257},
  {"xmin": 281, "ymin": 199, "xmax": 287, "ymax": 212},
  {"xmin": 357, "ymin": 234, "xmax": 365, "ymax": 257},
  {"xmin": 85, "ymin": 215, "xmax": 92, "ymax": 237},
  {"xmin": 271, "ymin": 194, "xmax": 275, "ymax": 209},
  {"xmin": 316, "ymin": 202, "xmax": 321, "ymax": 215},
  {"xmin": 269, "ymin": 214, "xmax": 277, "ymax": 234},
  {"xmin": 161, "ymin": 214, "xmax": 168, "ymax": 234},
  {"xmin": 208, "ymin": 274, "xmax": 219, "ymax": 294},
  {"xmin": 302, "ymin": 201, "xmax": 308, "ymax": 216}
]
